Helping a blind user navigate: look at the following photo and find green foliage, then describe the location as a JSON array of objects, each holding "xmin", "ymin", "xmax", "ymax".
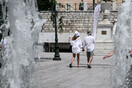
[
  {"xmin": 37, "ymin": 0, "xmax": 65, "ymax": 32},
  {"xmin": 58, "ymin": 16, "xmax": 65, "ymax": 33},
  {"xmin": 37, "ymin": 0, "xmax": 56, "ymax": 11},
  {"xmin": 50, "ymin": 12, "xmax": 65, "ymax": 33},
  {"xmin": 58, "ymin": 3, "xmax": 65, "ymax": 8},
  {"xmin": 103, "ymin": 0, "xmax": 112, "ymax": 2}
]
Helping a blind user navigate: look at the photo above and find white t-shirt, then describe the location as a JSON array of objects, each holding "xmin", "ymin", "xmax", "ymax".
[
  {"xmin": 70, "ymin": 37, "xmax": 82, "ymax": 54},
  {"xmin": 83, "ymin": 35, "xmax": 95, "ymax": 52}
]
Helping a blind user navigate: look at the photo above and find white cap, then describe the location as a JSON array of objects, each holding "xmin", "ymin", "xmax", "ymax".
[{"xmin": 74, "ymin": 31, "xmax": 80, "ymax": 37}]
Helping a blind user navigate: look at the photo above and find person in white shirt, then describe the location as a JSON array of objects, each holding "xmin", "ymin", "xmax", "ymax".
[
  {"xmin": 69, "ymin": 31, "xmax": 82, "ymax": 68},
  {"xmin": 82, "ymin": 30, "xmax": 95, "ymax": 68}
]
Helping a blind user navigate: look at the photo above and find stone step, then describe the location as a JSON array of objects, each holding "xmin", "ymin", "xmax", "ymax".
[
  {"xmin": 78, "ymin": 42, "xmax": 113, "ymax": 55},
  {"xmin": 94, "ymin": 42, "xmax": 113, "ymax": 55},
  {"xmin": 80, "ymin": 49, "xmax": 113, "ymax": 56},
  {"xmin": 94, "ymin": 49, "xmax": 113, "ymax": 56},
  {"xmin": 95, "ymin": 43, "xmax": 113, "ymax": 48}
]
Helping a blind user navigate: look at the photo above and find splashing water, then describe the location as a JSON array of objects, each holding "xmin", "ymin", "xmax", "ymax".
[
  {"xmin": 0, "ymin": 0, "xmax": 46, "ymax": 88},
  {"xmin": 112, "ymin": 0, "xmax": 132, "ymax": 88}
]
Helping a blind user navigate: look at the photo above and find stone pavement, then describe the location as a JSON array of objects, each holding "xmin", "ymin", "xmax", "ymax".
[{"xmin": 33, "ymin": 52, "xmax": 114, "ymax": 88}]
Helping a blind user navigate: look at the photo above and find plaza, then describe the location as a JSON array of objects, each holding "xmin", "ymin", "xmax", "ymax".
[
  {"xmin": 0, "ymin": 0, "xmax": 132, "ymax": 88},
  {"xmin": 33, "ymin": 52, "xmax": 113, "ymax": 88},
  {"xmin": 34, "ymin": 1, "xmax": 123, "ymax": 88}
]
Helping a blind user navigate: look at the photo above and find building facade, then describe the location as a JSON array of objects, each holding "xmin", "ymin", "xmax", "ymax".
[
  {"xmin": 56, "ymin": 0, "xmax": 122, "ymax": 4},
  {"xmin": 55, "ymin": 0, "xmax": 122, "ymax": 11}
]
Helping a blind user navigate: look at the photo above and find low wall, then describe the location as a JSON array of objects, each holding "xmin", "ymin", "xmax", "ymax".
[{"xmin": 40, "ymin": 11, "xmax": 118, "ymax": 33}]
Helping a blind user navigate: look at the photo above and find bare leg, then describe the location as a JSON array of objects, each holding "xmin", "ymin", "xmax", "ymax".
[
  {"xmin": 87, "ymin": 57, "xmax": 90, "ymax": 64},
  {"xmin": 69, "ymin": 53, "xmax": 76, "ymax": 68},
  {"xmin": 88, "ymin": 56, "xmax": 93, "ymax": 65},
  {"xmin": 70, "ymin": 53, "xmax": 76, "ymax": 64},
  {"xmin": 77, "ymin": 53, "xmax": 80, "ymax": 67},
  {"xmin": 87, "ymin": 56, "xmax": 93, "ymax": 68}
]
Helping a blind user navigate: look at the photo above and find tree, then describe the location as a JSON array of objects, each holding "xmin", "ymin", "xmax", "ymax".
[
  {"xmin": 103, "ymin": 0, "xmax": 112, "ymax": 2},
  {"xmin": 37, "ymin": 0, "xmax": 56, "ymax": 11}
]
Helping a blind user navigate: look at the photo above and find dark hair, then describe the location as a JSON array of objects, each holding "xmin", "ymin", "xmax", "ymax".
[
  {"xmin": 87, "ymin": 30, "xmax": 92, "ymax": 35},
  {"xmin": 72, "ymin": 36, "xmax": 79, "ymax": 40}
]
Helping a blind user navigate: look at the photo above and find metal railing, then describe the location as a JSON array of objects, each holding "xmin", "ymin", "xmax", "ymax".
[
  {"xmin": 55, "ymin": 2, "xmax": 122, "ymax": 12},
  {"xmin": 56, "ymin": 3, "xmax": 94, "ymax": 11},
  {"xmin": 115, "ymin": 2, "xmax": 120, "ymax": 11},
  {"xmin": 38, "ymin": 2, "xmax": 123, "ymax": 12}
]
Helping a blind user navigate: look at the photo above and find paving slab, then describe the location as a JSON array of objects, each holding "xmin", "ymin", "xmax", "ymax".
[{"xmin": 33, "ymin": 52, "xmax": 113, "ymax": 88}]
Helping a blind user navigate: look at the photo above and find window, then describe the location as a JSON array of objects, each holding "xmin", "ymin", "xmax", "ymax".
[
  {"xmin": 67, "ymin": 4, "xmax": 71, "ymax": 11},
  {"xmin": 102, "ymin": 31, "xmax": 107, "ymax": 35}
]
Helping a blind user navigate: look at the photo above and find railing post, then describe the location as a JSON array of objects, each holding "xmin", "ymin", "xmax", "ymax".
[
  {"xmin": 66, "ymin": 3, "xmax": 68, "ymax": 11},
  {"xmin": 75, "ymin": 3, "xmax": 77, "ymax": 11}
]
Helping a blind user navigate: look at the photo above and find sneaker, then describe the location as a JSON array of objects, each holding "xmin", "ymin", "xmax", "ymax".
[
  {"xmin": 69, "ymin": 64, "xmax": 72, "ymax": 68},
  {"xmin": 87, "ymin": 64, "xmax": 91, "ymax": 68}
]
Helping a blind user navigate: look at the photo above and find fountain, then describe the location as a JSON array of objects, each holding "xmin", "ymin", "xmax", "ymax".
[
  {"xmin": 0, "ymin": 0, "xmax": 46, "ymax": 88},
  {"xmin": 112, "ymin": 0, "xmax": 132, "ymax": 88}
]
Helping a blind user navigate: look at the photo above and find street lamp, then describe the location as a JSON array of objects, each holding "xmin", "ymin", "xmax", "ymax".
[{"xmin": 52, "ymin": 3, "xmax": 61, "ymax": 60}]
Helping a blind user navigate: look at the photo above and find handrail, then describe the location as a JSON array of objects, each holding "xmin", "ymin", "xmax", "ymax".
[
  {"xmin": 57, "ymin": 3, "xmax": 94, "ymax": 11},
  {"xmin": 39, "ymin": 2, "xmax": 122, "ymax": 12}
]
